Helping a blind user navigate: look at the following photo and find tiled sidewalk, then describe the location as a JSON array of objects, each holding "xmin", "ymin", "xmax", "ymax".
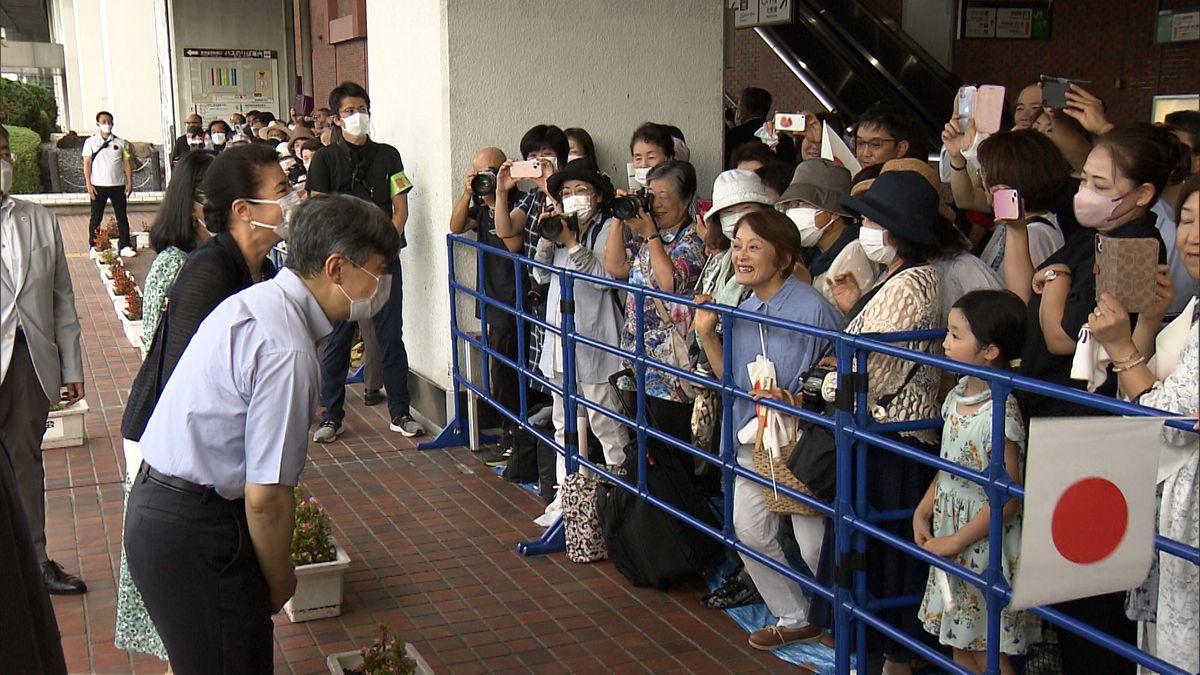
[{"xmin": 44, "ymin": 212, "xmax": 787, "ymax": 674}]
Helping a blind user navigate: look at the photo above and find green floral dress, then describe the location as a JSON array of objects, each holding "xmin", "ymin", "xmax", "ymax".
[
  {"xmin": 918, "ymin": 381, "xmax": 1041, "ymax": 654},
  {"xmin": 115, "ymin": 246, "xmax": 188, "ymax": 659}
]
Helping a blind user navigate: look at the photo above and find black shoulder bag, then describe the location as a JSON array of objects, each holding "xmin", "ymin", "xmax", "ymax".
[
  {"xmin": 786, "ymin": 361, "xmax": 921, "ymax": 502},
  {"xmin": 120, "ymin": 298, "xmax": 173, "ymax": 441},
  {"xmin": 90, "ymin": 137, "xmax": 114, "ymax": 162}
]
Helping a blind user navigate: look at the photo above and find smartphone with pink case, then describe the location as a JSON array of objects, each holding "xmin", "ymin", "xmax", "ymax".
[
  {"xmin": 993, "ymin": 188, "xmax": 1022, "ymax": 220},
  {"xmin": 974, "ymin": 85, "xmax": 1006, "ymax": 134}
]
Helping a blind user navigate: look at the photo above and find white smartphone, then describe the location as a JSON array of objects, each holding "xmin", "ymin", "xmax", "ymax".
[
  {"xmin": 774, "ymin": 112, "xmax": 806, "ymax": 132},
  {"xmin": 510, "ymin": 160, "xmax": 542, "ymax": 179}
]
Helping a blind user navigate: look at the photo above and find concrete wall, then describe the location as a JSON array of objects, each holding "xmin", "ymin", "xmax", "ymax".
[
  {"xmin": 50, "ymin": 0, "xmax": 163, "ymax": 143},
  {"xmin": 365, "ymin": 0, "xmax": 724, "ymax": 410}
]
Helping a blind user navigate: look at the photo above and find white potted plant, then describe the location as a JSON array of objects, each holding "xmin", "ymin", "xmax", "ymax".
[
  {"xmin": 42, "ymin": 399, "xmax": 89, "ymax": 449},
  {"xmin": 136, "ymin": 223, "xmax": 152, "ymax": 250},
  {"xmin": 326, "ymin": 623, "xmax": 434, "ymax": 675},
  {"xmin": 120, "ymin": 288, "xmax": 144, "ymax": 349},
  {"xmin": 285, "ymin": 488, "xmax": 352, "ymax": 623}
]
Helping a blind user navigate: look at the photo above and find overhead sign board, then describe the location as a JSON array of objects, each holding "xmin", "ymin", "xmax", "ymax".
[{"xmin": 732, "ymin": 0, "xmax": 793, "ymax": 29}]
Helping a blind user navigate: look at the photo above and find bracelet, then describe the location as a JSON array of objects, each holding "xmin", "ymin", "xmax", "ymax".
[
  {"xmin": 1112, "ymin": 356, "xmax": 1146, "ymax": 373},
  {"xmin": 567, "ymin": 244, "xmax": 583, "ymax": 255},
  {"xmin": 647, "ymin": 233, "xmax": 662, "ymax": 242},
  {"xmin": 1111, "ymin": 349, "xmax": 1141, "ymax": 367},
  {"xmin": 948, "ymin": 160, "xmax": 967, "ymax": 171}
]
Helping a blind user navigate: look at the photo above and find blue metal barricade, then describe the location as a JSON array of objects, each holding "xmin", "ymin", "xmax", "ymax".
[{"xmin": 436, "ymin": 233, "xmax": 1198, "ymax": 675}]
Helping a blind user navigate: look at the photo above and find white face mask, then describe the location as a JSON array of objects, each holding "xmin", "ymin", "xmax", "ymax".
[
  {"xmin": 210, "ymin": 132, "xmax": 227, "ymax": 145},
  {"xmin": 787, "ymin": 207, "xmax": 824, "ymax": 247},
  {"xmin": 339, "ymin": 266, "xmax": 391, "ymax": 321},
  {"xmin": 244, "ymin": 191, "xmax": 304, "ymax": 236},
  {"xmin": 188, "ymin": 138, "xmax": 203, "ymax": 147},
  {"xmin": 99, "ymin": 123, "xmax": 112, "ymax": 134},
  {"xmin": 0, "ymin": 159, "xmax": 12, "ymax": 196},
  {"xmin": 719, "ymin": 211, "xmax": 744, "ymax": 240},
  {"xmin": 562, "ymin": 195, "xmax": 592, "ymax": 217},
  {"xmin": 633, "ymin": 166, "xmax": 651, "ymax": 186},
  {"xmin": 858, "ymin": 226, "xmax": 896, "ymax": 264},
  {"xmin": 276, "ymin": 141, "xmax": 291, "ymax": 157},
  {"xmin": 341, "ymin": 112, "xmax": 370, "ymax": 137},
  {"xmin": 567, "ymin": 154, "xmax": 584, "ymax": 164}
]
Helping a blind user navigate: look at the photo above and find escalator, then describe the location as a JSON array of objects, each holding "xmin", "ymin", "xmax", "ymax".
[{"xmin": 756, "ymin": 0, "xmax": 960, "ymax": 155}]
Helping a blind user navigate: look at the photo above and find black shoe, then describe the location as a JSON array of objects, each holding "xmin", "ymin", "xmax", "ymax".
[
  {"xmin": 700, "ymin": 575, "xmax": 761, "ymax": 609},
  {"xmin": 482, "ymin": 451, "xmax": 509, "ymax": 468},
  {"xmin": 363, "ymin": 388, "xmax": 386, "ymax": 406},
  {"xmin": 43, "ymin": 560, "xmax": 87, "ymax": 595}
]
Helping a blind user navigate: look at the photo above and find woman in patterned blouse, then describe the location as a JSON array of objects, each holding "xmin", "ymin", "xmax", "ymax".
[
  {"xmin": 605, "ymin": 160, "xmax": 707, "ymax": 478},
  {"xmin": 116, "ymin": 149, "xmax": 214, "ymax": 661}
]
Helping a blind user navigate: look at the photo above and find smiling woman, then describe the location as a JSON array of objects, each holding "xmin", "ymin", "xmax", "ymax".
[{"xmin": 693, "ymin": 209, "xmax": 842, "ymax": 651}]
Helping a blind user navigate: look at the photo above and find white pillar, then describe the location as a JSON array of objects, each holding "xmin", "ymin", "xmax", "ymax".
[{"xmin": 366, "ymin": 0, "xmax": 725, "ymax": 424}]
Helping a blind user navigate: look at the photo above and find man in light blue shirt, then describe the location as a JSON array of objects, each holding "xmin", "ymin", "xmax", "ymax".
[{"xmin": 125, "ymin": 194, "xmax": 399, "ymax": 672}]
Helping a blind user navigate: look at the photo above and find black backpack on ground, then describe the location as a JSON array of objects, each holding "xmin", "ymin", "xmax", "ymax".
[
  {"xmin": 503, "ymin": 427, "xmax": 540, "ymax": 484},
  {"xmin": 597, "ymin": 444, "xmax": 723, "ymax": 589}
]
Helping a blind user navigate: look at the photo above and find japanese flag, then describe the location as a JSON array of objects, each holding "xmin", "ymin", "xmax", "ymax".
[
  {"xmin": 820, "ymin": 121, "xmax": 861, "ymax": 176},
  {"xmin": 1010, "ymin": 416, "xmax": 1163, "ymax": 610}
]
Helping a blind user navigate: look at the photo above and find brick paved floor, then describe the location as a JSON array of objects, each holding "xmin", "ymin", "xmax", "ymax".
[{"xmin": 43, "ymin": 211, "xmax": 790, "ymax": 674}]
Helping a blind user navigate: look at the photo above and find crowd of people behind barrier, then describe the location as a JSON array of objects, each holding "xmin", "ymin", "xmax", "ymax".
[
  {"xmin": 450, "ymin": 85, "xmax": 1199, "ymax": 675},
  {"xmin": 18, "ymin": 75, "xmax": 1192, "ymax": 672}
]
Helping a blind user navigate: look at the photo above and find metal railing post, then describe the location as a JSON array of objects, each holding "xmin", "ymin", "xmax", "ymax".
[{"xmin": 560, "ymin": 269, "xmax": 580, "ymax": 476}]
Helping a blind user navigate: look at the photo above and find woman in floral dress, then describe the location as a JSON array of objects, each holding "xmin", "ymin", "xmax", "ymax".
[{"xmin": 115, "ymin": 150, "xmax": 213, "ymax": 659}]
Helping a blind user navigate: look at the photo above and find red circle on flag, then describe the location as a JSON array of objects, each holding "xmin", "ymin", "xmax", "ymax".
[{"xmin": 1051, "ymin": 477, "xmax": 1128, "ymax": 564}]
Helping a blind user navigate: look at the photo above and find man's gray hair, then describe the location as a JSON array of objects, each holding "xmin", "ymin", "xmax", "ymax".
[
  {"xmin": 286, "ymin": 195, "xmax": 400, "ymax": 275},
  {"xmin": 646, "ymin": 159, "xmax": 697, "ymax": 202}
]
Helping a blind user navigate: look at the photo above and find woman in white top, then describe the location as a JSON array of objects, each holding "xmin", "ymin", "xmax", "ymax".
[
  {"xmin": 1089, "ymin": 178, "xmax": 1199, "ymax": 674},
  {"xmin": 975, "ymin": 129, "xmax": 1073, "ymax": 296},
  {"xmin": 779, "ymin": 159, "xmax": 878, "ymax": 307}
]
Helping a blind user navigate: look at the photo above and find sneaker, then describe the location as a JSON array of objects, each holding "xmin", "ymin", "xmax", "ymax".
[
  {"xmin": 313, "ymin": 419, "xmax": 342, "ymax": 443},
  {"xmin": 363, "ymin": 388, "xmax": 386, "ymax": 406},
  {"xmin": 119, "ymin": 246, "xmax": 137, "ymax": 258},
  {"xmin": 700, "ymin": 575, "xmax": 763, "ymax": 609},
  {"xmin": 389, "ymin": 415, "xmax": 425, "ymax": 437},
  {"xmin": 483, "ymin": 452, "xmax": 509, "ymax": 468},
  {"xmin": 747, "ymin": 623, "xmax": 821, "ymax": 650}
]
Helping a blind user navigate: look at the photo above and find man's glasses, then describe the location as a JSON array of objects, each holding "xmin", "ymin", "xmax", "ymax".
[
  {"xmin": 854, "ymin": 137, "xmax": 897, "ymax": 151},
  {"xmin": 339, "ymin": 106, "xmax": 369, "ymax": 116}
]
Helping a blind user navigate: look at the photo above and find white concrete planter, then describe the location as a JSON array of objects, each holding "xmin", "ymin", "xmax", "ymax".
[
  {"xmin": 42, "ymin": 399, "xmax": 89, "ymax": 449},
  {"xmin": 110, "ymin": 237, "xmax": 120, "ymax": 251},
  {"xmin": 136, "ymin": 231, "xmax": 151, "ymax": 249},
  {"xmin": 325, "ymin": 644, "xmax": 434, "ymax": 675},
  {"xmin": 285, "ymin": 542, "xmax": 351, "ymax": 622},
  {"xmin": 119, "ymin": 313, "xmax": 144, "ymax": 349}
]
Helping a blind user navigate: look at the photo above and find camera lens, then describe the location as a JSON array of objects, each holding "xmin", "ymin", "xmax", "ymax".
[
  {"xmin": 537, "ymin": 215, "xmax": 565, "ymax": 240},
  {"xmin": 470, "ymin": 172, "xmax": 496, "ymax": 196},
  {"xmin": 611, "ymin": 195, "xmax": 641, "ymax": 221}
]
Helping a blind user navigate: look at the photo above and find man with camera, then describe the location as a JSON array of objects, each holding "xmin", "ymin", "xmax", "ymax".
[
  {"xmin": 306, "ymin": 81, "xmax": 425, "ymax": 441},
  {"xmin": 531, "ymin": 161, "xmax": 630, "ymax": 510},
  {"xmin": 449, "ymin": 147, "xmax": 526, "ymax": 455}
]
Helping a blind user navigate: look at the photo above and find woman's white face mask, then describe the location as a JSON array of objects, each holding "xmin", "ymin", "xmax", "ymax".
[{"xmin": 858, "ymin": 224, "xmax": 896, "ymax": 264}]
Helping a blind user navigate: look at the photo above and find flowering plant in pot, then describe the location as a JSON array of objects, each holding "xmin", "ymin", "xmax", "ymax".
[
  {"xmin": 328, "ymin": 623, "xmax": 420, "ymax": 675},
  {"xmin": 98, "ymin": 250, "xmax": 118, "ymax": 266},
  {"xmin": 292, "ymin": 487, "xmax": 337, "ymax": 565},
  {"xmin": 124, "ymin": 288, "xmax": 143, "ymax": 322},
  {"xmin": 92, "ymin": 226, "xmax": 113, "ymax": 253},
  {"xmin": 286, "ymin": 487, "xmax": 350, "ymax": 622},
  {"xmin": 111, "ymin": 267, "xmax": 136, "ymax": 297}
]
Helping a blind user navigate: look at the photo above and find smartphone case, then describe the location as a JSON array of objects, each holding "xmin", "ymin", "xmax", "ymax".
[
  {"xmin": 974, "ymin": 85, "xmax": 1006, "ymax": 134},
  {"xmin": 1042, "ymin": 80, "xmax": 1069, "ymax": 109},
  {"xmin": 1094, "ymin": 235, "xmax": 1160, "ymax": 314},
  {"xmin": 993, "ymin": 188, "xmax": 1021, "ymax": 220}
]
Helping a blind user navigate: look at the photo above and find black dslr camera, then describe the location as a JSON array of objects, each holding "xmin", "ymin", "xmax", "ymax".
[
  {"xmin": 470, "ymin": 168, "xmax": 498, "ymax": 196},
  {"xmin": 611, "ymin": 188, "xmax": 654, "ymax": 221},
  {"xmin": 536, "ymin": 212, "xmax": 579, "ymax": 240},
  {"xmin": 800, "ymin": 364, "xmax": 837, "ymax": 411}
]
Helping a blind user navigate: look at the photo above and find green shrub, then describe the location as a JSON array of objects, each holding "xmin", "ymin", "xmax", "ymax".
[
  {"xmin": 5, "ymin": 125, "xmax": 43, "ymax": 194},
  {"xmin": 0, "ymin": 79, "xmax": 57, "ymax": 141}
]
